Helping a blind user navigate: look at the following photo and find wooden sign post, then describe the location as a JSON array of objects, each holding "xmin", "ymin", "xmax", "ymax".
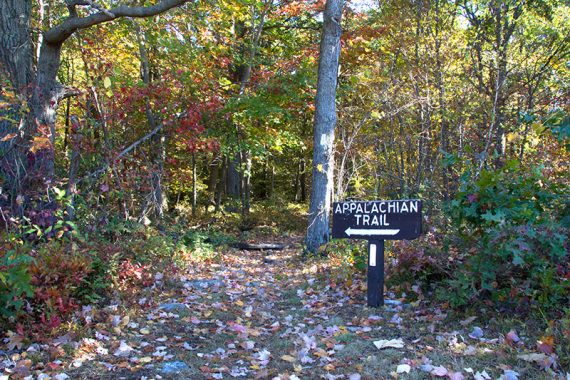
[{"xmin": 332, "ymin": 199, "xmax": 422, "ymax": 307}]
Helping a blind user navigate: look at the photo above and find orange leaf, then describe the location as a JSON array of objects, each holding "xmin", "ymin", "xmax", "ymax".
[
  {"xmin": 30, "ymin": 136, "xmax": 51, "ymax": 153},
  {"xmin": 537, "ymin": 335, "xmax": 554, "ymax": 354},
  {"xmin": 1, "ymin": 133, "xmax": 17, "ymax": 142}
]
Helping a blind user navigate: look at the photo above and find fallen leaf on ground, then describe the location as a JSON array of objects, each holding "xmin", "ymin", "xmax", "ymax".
[
  {"xmin": 430, "ymin": 365, "xmax": 448, "ymax": 377},
  {"xmin": 449, "ymin": 372, "xmax": 464, "ymax": 380},
  {"xmin": 460, "ymin": 316, "xmax": 477, "ymax": 326},
  {"xmin": 474, "ymin": 370, "xmax": 491, "ymax": 380},
  {"xmin": 373, "ymin": 338, "xmax": 404, "ymax": 349},
  {"xmin": 281, "ymin": 354, "xmax": 296, "ymax": 362},
  {"xmin": 517, "ymin": 353, "xmax": 548, "ymax": 363},
  {"xmin": 505, "ymin": 330, "xmax": 520, "ymax": 346},
  {"xmin": 396, "ymin": 364, "xmax": 411, "ymax": 374},
  {"xmin": 537, "ymin": 335, "xmax": 554, "ymax": 354},
  {"xmin": 498, "ymin": 369, "xmax": 519, "ymax": 380}
]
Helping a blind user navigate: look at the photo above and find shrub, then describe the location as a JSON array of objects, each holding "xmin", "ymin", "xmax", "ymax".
[
  {"xmin": 386, "ymin": 230, "xmax": 448, "ymax": 291},
  {"xmin": 28, "ymin": 241, "xmax": 94, "ymax": 328},
  {"xmin": 182, "ymin": 229, "xmax": 234, "ymax": 261},
  {"xmin": 0, "ymin": 238, "xmax": 33, "ymax": 320},
  {"xmin": 322, "ymin": 239, "xmax": 368, "ymax": 284},
  {"xmin": 442, "ymin": 160, "xmax": 569, "ymax": 311}
]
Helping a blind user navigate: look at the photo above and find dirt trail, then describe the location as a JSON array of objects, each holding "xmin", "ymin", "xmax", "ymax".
[{"xmin": 3, "ymin": 236, "xmax": 558, "ymax": 379}]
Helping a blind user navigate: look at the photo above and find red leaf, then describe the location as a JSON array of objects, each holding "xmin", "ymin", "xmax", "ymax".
[{"xmin": 505, "ymin": 330, "xmax": 520, "ymax": 346}]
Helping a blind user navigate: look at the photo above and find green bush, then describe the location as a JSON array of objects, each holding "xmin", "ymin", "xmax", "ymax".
[
  {"xmin": 323, "ymin": 239, "xmax": 368, "ymax": 273},
  {"xmin": 0, "ymin": 240, "xmax": 33, "ymax": 319},
  {"xmin": 442, "ymin": 160, "xmax": 569, "ymax": 311},
  {"xmin": 182, "ymin": 229, "xmax": 235, "ymax": 261}
]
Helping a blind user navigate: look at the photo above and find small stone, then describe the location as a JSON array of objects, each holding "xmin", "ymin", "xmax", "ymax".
[
  {"xmin": 160, "ymin": 361, "xmax": 190, "ymax": 374},
  {"xmin": 397, "ymin": 364, "xmax": 411, "ymax": 374},
  {"xmin": 159, "ymin": 303, "xmax": 188, "ymax": 312},
  {"xmin": 469, "ymin": 327, "xmax": 484, "ymax": 339},
  {"xmin": 113, "ymin": 341, "xmax": 134, "ymax": 357}
]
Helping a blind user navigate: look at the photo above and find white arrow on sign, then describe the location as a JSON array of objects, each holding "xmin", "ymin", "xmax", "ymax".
[{"xmin": 345, "ymin": 227, "xmax": 400, "ymax": 237}]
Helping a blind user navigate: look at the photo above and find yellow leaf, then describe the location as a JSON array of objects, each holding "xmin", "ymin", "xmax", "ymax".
[
  {"xmin": 281, "ymin": 354, "xmax": 296, "ymax": 362},
  {"xmin": 30, "ymin": 136, "xmax": 51, "ymax": 154},
  {"xmin": 371, "ymin": 110, "xmax": 382, "ymax": 120},
  {"xmin": 317, "ymin": 164, "xmax": 324, "ymax": 173},
  {"xmin": 323, "ymin": 363, "xmax": 336, "ymax": 371},
  {"xmin": 235, "ymin": 300, "xmax": 244, "ymax": 307}
]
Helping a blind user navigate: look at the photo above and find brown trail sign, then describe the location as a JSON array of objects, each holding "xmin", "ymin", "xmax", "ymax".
[{"xmin": 332, "ymin": 199, "xmax": 422, "ymax": 307}]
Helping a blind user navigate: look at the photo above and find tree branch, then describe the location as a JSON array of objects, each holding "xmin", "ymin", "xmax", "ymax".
[
  {"xmin": 46, "ymin": 0, "xmax": 190, "ymax": 44},
  {"xmin": 79, "ymin": 123, "xmax": 164, "ymax": 183}
]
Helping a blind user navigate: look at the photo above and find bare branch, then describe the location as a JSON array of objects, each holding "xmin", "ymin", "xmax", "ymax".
[
  {"xmin": 46, "ymin": 0, "xmax": 190, "ymax": 44},
  {"xmin": 82, "ymin": 0, "xmax": 116, "ymax": 18},
  {"xmin": 79, "ymin": 123, "xmax": 164, "ymax": 183}
]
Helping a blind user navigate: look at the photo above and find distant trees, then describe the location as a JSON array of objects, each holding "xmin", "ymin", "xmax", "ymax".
[{"xmin": 0, "ymin": 0, "xmax": 566, "ymax": 245}]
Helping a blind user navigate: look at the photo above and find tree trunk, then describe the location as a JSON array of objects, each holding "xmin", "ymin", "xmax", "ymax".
[
  {"xmin": 435, "ymin": 0, "xmax": 450, "ymax": 200},
  {"xmin": 137, "ymin": 24, "xmax": 166, "ymax": 220},
  {"xmin": 215, "ymin": 158, "xmax": 227, "ymax": 212},
  {"xmin": 305, "ymin": 0, "xmax": 343, "ymax": 254},
  {"xmin": 270, "ymin": 160, "xmax": 275, "ymax": 199},
  {"xmin": 300, "ymin": 157, "xmax": 307, "ymax": 203},
  {"xmin": 241, "ymin": 150, "xmax": 251, "ymax": 217},
  {"xmin": 207, "ymin": 155, "xmax": 219, "ymax": 211},
  {"xmin": 227, "ymin": 157, "xmax": 241, "ymax": 200},
  {"xmin": 0, "ymin": 1, "xmax": 46, "ymax": 206},
  {"xmin": 192, "ymin": 152, "xmax": 197, "ymax": 217},
  {"xmin": 66, "ymin": 117, "xmax": 81, "ymax": 221}
]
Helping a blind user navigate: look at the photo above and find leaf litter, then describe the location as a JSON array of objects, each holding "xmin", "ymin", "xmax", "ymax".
[{"xmin": 0, "ymin": 234, "xmax": 567, "ymax": 379}]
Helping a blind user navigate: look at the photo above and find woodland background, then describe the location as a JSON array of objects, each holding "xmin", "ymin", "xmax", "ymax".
[{"xmin": 0, "ymin": 0, "xmax": 568, "ymax": 374}]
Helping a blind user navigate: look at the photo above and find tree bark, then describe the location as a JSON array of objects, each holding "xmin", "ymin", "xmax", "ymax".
[
  {"xmin": 300, "ymin": 157, "xmax": 307, "ymax": 203},
  {"xmin": 227, "ymin": 157, "xmax": 241, "ymax": 200},
  {"xmin": 192, "ymin": 152, "xmax": 197, "ymax": 217},
  {"xmin": 305, "ymin": 0, "xmax": 343, "ymax": 254},
  {"xmin": 435, "ymin": 0, "xmax": 450, "ymax": 200},
  {"xmin": 137, "ymin": 23, "xmax": 166, "ymax": 220}
]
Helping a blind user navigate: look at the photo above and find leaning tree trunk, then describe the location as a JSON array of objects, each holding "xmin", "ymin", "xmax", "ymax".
[{"xmin": 305, "ymin": 0, "xmax": 343, "ymax": 254}]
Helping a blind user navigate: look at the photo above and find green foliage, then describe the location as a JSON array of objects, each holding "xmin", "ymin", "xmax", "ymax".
[
  {"xmin": 250, "ymin": 200, "xmax": 308, "ymax": 233},
  {"xmin": 0, "ymin": 239, "xmax": 33, "ymax": 319},
  {"xmin": 442, "ymin": 160, "xmax": 569, "ymax": 310},
  {"xmin": 182, "ymin": 229, "xmax": 235, "ymax": 261},
  {"xmin": 75, "ymin": 252, "xmax": 113, "ymax": 304},
  {"xmin": 543, "ymin": 110, "xmax": 570, "ymax": 150},
  {"xmin": 324, "ymin": 239, "xmax": 368, "ymax": 274}
]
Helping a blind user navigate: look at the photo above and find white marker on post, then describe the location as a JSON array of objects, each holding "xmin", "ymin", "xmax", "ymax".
[{"xmin": 369, "ymin": 243, "xmax": 377, "ymax": 267}]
